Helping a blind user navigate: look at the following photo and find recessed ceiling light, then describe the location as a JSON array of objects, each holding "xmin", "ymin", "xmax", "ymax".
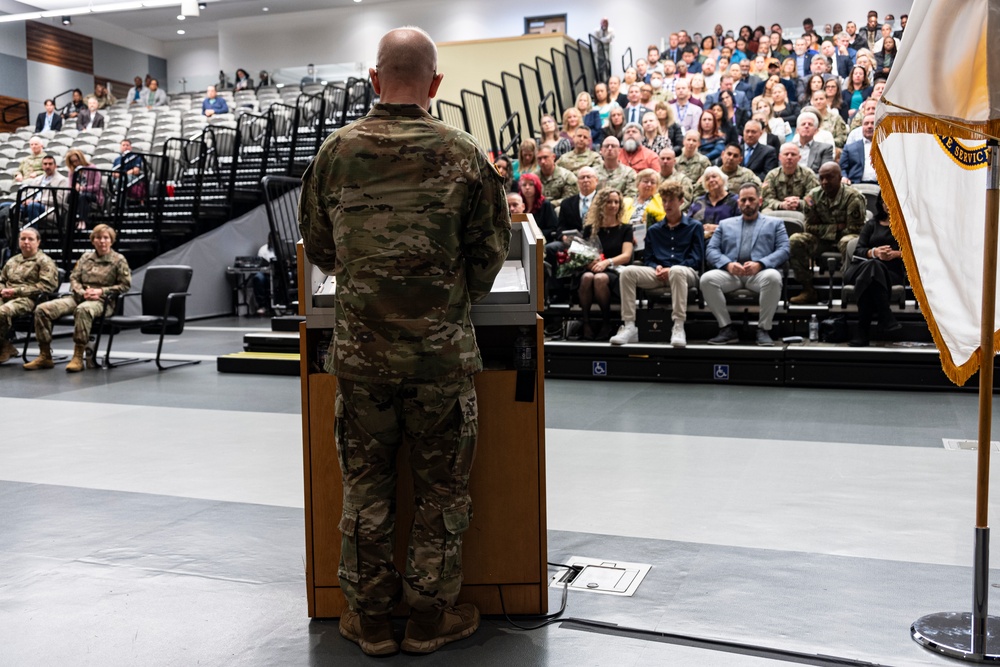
[
  {"xmin": 177, "ymin": 14, "xmax": 185, "ymax": 20},
  {"xmin": 198, "ymin": 2, "xmax": 207, "ymax": 8},
  {"xmin": 177, "ymin": 29, "xmax": 185, "ymax": 34},
  {"xmin": 262, "ymin": 6, "xmax": 269, "ymax": 11},
  {"xmin": 354, "ymin": 0, "xmax": 362, "ymax": 3}
]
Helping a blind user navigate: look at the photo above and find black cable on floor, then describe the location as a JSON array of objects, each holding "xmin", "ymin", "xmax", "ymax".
[{"xmin": 495, "ymin": 564, "xmax": 892, "ymax": 666}]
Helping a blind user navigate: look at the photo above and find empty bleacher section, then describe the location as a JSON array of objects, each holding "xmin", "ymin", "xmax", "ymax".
[{"xmin": 1, "ymin": 78, "xmax": 374, "ymax": 277}]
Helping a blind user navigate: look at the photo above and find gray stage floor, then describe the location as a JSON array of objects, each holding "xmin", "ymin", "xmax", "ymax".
[{"xmin": 0, "ymin": 316, "xmax": 994, "ymax": 666}]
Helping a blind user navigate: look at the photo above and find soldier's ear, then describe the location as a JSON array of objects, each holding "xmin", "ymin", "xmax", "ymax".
[
  {"xmin": 369, "ymin": 68, "xmax": 381, "ymax": 96},
  {"xmin": 428, "ymin": 73, "xmax": 444, "ymax": 100}
]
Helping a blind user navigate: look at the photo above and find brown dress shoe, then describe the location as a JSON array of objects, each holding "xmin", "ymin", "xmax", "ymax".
[
  {"xmin": 339, "ymin": 609, "xmax": 398, "ymax": 656},
  {"xmin": 401, "ymin": 604, "xmax": 480, "ymax": 654}
]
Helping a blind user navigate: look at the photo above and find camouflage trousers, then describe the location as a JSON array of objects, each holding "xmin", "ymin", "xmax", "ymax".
[
  {"xmin": 788, "ymin": 233, "xmax": 856, "ymax": 288},
  {"xmin": 334, "ymin": 375, "xmax": 478, "ymax": 618},
  {"xmin": 0, "ymin": 297, "xmax": 36, "ymax": 339},
  {"xmin": 33, "ymin": 295, "xmax": 109, "ymax": 345}
]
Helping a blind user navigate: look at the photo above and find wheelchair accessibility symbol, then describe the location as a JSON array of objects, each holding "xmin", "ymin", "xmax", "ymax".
[
  {"xmin": 713, "ymin": 364, "xmax": 730, "ymax": 381},
  {"xmin": 593, "ymin": 361, "xmax": 608, "ymax": 376}
]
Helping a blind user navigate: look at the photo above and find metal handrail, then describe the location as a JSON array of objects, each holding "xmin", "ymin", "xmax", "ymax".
[
  {"xmin": 539, "ymin": 91, "xmax": 556, "ymax": 119},
  {"xmin": 1, "ymin": 100, "xmax": 28, "ymax": 126},
  {"xmin": 497, "ymin": 112, "xmax": 521, "ymax": 157},
  {"xmin": 621, "ymin": 46, "xmax": 633, "ymax": 73}
]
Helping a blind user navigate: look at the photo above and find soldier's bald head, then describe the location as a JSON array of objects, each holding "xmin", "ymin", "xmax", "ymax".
[{"xmin": 376, "ymin": 27, "xmax": 437, "ymax": 87}]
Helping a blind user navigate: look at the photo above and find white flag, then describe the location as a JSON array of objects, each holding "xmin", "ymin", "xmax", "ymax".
[{"xmin": 873, "ymin": 0, "xmax": 1000, "ymax": 385}]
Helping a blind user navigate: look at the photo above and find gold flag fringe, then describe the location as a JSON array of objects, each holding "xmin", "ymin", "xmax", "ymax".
[{"xmin": 872, "ymin": 114, "xmax": 1000, "ymax": 387}]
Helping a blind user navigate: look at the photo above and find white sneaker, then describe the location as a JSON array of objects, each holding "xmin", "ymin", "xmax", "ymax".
[
  {"xmin": 609, "ymin": 323, "xmax": 639, "ymax": 345},
  {"xmin": 670, "ymin": 322, "xmax": 687, "ymax": 347}
]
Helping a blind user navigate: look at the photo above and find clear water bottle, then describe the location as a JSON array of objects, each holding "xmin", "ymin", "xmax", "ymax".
[{"xmin": 808, "ymin": 314, "xmax": 819, "ymax": 342}]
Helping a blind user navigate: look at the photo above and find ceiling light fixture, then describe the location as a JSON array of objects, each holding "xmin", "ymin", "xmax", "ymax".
[
  {"xmin": 177, "ymin": 29, "xmax": 185, "ymax": 34},
  {"xmin": 198, "ymin": 2, "xmax": 207, "ymax": 8},
  {"xmin": 177, "ymin": 14, "xmax": 185, "ymax": 20},
  {"xmin": 0, "ymin": 0, "xmax": 182, "ymax": 23},
  {"xmin": 62, "ymin": 16, "xmax": 71, "ymax": 25}
]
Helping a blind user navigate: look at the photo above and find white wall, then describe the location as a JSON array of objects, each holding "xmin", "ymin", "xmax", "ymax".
[
  {"xmin": 211, "ymin": 0, "xmax": 913, "ymax": 84},
  {"xmin": 26, "ymin": 61, "xmax": 94, "ymax": 120},
  {"xmin": 165, "ymin": 36, "xmax": 220, "ymax": 94}
]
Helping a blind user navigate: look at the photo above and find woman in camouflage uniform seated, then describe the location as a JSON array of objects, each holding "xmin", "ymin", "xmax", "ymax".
[{"xmin": 24, "ymin": 224, "xmax": 131, "ymax": 372}]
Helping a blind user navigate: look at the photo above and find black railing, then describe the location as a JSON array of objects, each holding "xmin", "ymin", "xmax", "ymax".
[
  {"xmin": 1, "ymin": 100, "xmax": 28, "ymax": 128},
  {"xmin": 497, "ymin": 112, "xmax": 521, "ymax": 157},
  {"xmin": 261, "ymin": 175, "xmax": 302, "ymax": 311}
]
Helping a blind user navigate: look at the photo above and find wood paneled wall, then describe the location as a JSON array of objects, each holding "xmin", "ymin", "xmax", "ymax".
[
  {"xmin": 26, "ymin": 21, "xmax": 94, "ymax": 75},
  {"xmin": 0, "ymin": 95, "xmax": 30, "ymax": 133}
]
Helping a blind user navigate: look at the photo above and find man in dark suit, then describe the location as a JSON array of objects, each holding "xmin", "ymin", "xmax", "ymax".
[
  {"xmin": 700, "ymin": 182, "xmax": 790, "ymax": 346},
  {"xmin": 741, "ymin": 121, "xmax": 779, "ymax": 180},
  {"xmin": 622, "ymin": 84, "xmax": 653, "ymax": 125},
  {"xmin": 76, "ymin": 97, "xmax": 105, "ymax": 131},
  {"xmin": 840, "ymin": 114, "xmax": 877, "ymax": 184},
  {"xmin": 793, "ymin": 111, "xmax": 834, "ymax": 173},
  {"xmin": 665, "ymin": 33, "xmax": 681, "ymax": 63},
  {"xmin": 34, "ymin": 99, "xmax": 62, "ymax": 133},
  {"xmin": 544, "ymin": 166, "xmax": 597, "ymax": 265}
]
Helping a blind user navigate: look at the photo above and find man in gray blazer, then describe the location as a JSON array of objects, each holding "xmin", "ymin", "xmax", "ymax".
[
  {"xmin": 793, "ymin": 111, "xmax": 834, "ymax": 173},
  {"xmin": 700, "ymin": 182, "xmax": 790, "ymax": 346}
]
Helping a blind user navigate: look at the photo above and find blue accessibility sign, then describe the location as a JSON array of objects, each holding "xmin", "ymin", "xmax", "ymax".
[
  {"xmin": 713, "ymin": 364, "xmax": 730, "ymax": 381},
  {"xmin": 593, "ymin": 361, "xmax": 608, "ymax": 376}
]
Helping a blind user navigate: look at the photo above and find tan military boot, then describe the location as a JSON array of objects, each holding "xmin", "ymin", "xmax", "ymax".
[
  {"xmin": 66, "ymin": 344, "xmax": 87, "ymax": 372},
  {"xmin": 790, "ymin": 287, "xmax": 818, "ymax": 305},
  {"xmin": 23, "ymin": 343, "xmax": 54, "ymax": 370},
  {"xmin": 338, "ymin": 609, "xmax": 398, "ymax": 656},
  {"xmin": 0, "ymin": 339, "xmax": 18, "ymax": 363},
  {"xmin": 401, "ymin": 604, "xmax": 480, "ymax": 654}
]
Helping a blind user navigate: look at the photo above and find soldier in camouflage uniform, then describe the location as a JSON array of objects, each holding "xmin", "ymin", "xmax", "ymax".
[
  {"xmin": 0, "ymin": 227, "xmax": 58, "ymax": 363},
  {"xmin": 556, "ymin": 127, "xmax": 601, "ymax": 174},
  {"xmin": 809, "ymin": 90, "xmax": 849, "ymax": 148},
  {"xmin": 789, "ymin": 162, "xmax": 866, "ymax": 303},
  {"xmin": 762, "ymin": 143, "xmax": 820, "ymax": 213},
  {"xmin": 594, "ymin": 136, "xmax": 638, "ymax": 199},
  {"xmin": 658, "ymin": 147, "xmax": 694, "ymax": 209},
  {"xmin": 15, "ymin": 137, "xmax": 46, "ymax": 183},
  {"xmin": 675, "ymin": 130, "xmax": 711, "ymax": 183},
  {"xmin": 536, "ymin": 146, "xmax": 578, "ymax": 208},
  {"xmin": 692, "ymin": 143, "xmax": 761, "ymax": 199},
  {"xmin": 25, "ymin": 224, "xmax": 131, "ymax": 371},
  {"xmin": 298, "ymin": 27, "xmax": 511, "ymax": 658}
]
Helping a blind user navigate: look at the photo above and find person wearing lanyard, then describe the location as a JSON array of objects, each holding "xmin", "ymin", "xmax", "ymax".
[{"xmin": 670, "ymin": 79, "xmax": 703, "ymax": 134}]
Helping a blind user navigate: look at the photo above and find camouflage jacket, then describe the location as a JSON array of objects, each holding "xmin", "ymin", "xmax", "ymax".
[
  {"xmin": 662, "ymin": 171, "xmax": 694, "ymax": 206},
  {"xmin": 675, "ymin": 152, "xmax": 711, "ymax": 183},
  {"xmin": 539, "ymin": 165, "xmax": 579, "ymax": 208},
  {"xmin": 69, "ymin": 250, "xmax": 132, "ymax": 301},
  {"xmin": 594, "ymin": 162, "xmax": 638, "ymax": 199},
  {"xmin": 762, "ymin": 165, "xmax": 820, "ymax": 212},
  {"xmin": 805, "ymin": 184, "xmax": 867, "ymax": 241},
  {"xmin": 298, "ymin": 103, "xmax": 511, "ymax": 382},
  {"xmin": 820, "ymin": 111, "xmax": 849, "ymax": 148},
  {"xmin": 692, "ymin": 165, "xmax": 760, "ymax": 199},
  {"xmin": 18, "ymin": 154, "xmax": 44, "ymax": 180},
  {"xmin": 0, "ymin": 251, "xmax": 58, "ymax": 300},
  {"xmin": 556, "ymin": 149, "xmax": 601, "ymax": 174}
]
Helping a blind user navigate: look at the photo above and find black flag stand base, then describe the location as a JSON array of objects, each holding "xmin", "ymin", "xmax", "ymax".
[
  {"xmin": 912, "ymin": 613, "xmax": 1000, "ymax": 662},
  {"xmin": 912, "ymin": 528, "xmax": 1000, "ymax": 662}
]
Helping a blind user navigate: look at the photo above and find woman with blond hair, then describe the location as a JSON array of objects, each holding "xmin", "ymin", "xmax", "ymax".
[
  {"xmin": 512, "ymin": 137, "xmax": 538, "ymax": 185},
  {"xmin": 653, "ymin": 101, "xmax": 684, "ymax": 151},
  {"xmin": 689, "ymin": 74, "xmax": 708, "ymax": 107},
  {"xmin": 64, "ymin": 149, "xmax": 103, "ymax": 229},
  {"xmin": 24, "ymin": 224, "xmax": 131, "ymax": 372},
  {"xmin": 556, "ymin": 107, "xmax": 584, "ymax": 155},
  {"xmin": 577, "ymin": 187, "xmax": 634, "ymax": 340}
]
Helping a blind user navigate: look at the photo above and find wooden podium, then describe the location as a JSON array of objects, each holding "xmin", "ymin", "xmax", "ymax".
[{"xmin": 298, "ymin": 215, "xmax": 548, "ymax": 617}]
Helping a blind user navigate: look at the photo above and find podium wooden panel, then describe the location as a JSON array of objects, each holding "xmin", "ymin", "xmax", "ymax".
[{"xmin": 300, "ymin": 323, "xmax": 547, "ymax": 617}]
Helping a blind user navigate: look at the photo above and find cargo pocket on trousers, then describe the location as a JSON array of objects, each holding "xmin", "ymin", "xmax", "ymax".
[
  {"xmin": 334, "ymin": 392, "xmax": 348, "ymax": 473},
  {"xmin": 441, "ymin": 501, "xmax": 471, "ymax": 579},
  {"xmin": 338, "ymin": 508, "xmax": 360, "ymax": 584}
]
